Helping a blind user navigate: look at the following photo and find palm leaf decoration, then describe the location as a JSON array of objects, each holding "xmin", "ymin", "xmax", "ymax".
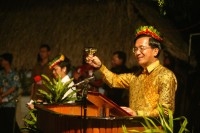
[
  {"xmin": 20, "ymin": 109, "xmax": 39, "ymax": 133},
  {"xmin": 21, "ymin": 74, "xmax": 77, "ymax": 132},
  {"xmin": 122, "ymin": 104, "xmax": 190, "ymax": 133},
  {"xmin": 37, "ymin": 74, "xmax": 77, "ymax": 104}
]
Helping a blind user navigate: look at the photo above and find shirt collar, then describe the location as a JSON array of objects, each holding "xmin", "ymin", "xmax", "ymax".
[
  {"xmin": 145, "ymin": 60, "xmax": 160, "ymax": 74},
  {"xmin": 61, "ymin": 75, "xmax": 70, "ymax": 83}
]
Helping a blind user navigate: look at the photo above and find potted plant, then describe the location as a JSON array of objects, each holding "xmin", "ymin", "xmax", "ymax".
[
  {"xmin": 36, "ymin": 74, "xmax": 77, "ymax": 104},
  {"xmin": 21, "ymin": 74, "xmax": 77, "ymax": 133}
]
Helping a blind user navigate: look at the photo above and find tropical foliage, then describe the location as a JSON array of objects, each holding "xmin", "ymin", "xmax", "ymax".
[
  {"xmin": 21, "ymin": 74, "xmax": 77, "ymax": 132},
  {"xmin": 122, "ymin": 104, "xmax": 189, "ymax": 133},
  {"xmin": 157, "ymin": 0, "xmax": 166, "ymax": 15},
  {"xmin": 20, "ymin": 109, "xmax": 39, "ymax": 133},
  {"xmin": 37, "ymin": 74, "xmax": 77, "ymax": 104}
]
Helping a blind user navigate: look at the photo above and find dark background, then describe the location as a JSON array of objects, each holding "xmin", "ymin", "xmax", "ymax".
[{"xmin": 164, "ymin": 0, "xmax": 200, "ymax": 63}]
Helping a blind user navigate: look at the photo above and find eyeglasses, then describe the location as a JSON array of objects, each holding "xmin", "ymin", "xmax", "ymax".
[{"xmin": 132, "ymin": 46, "xmax": 152, "ymax": 53}]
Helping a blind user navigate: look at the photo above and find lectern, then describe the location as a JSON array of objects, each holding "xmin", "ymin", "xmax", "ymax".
[{"xmin": 36, "ymin": 91, "xmax": 147, "ymax": 133}]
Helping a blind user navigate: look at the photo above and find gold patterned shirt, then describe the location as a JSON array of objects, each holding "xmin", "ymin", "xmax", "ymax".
[{"xmin": 99, "ymin": 60, "xmax": 177, "ymax": 116}]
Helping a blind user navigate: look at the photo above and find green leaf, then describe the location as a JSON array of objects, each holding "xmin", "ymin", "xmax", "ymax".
[
  {"xmin": 122, "ymin": 104, "xmax": 189, "ymax": 133},
  {"xmin": 41, "ymin": 74, "xmax": 53, "ymax": 86},
  {"xmin": 174, "ymin": 116, "xmax": 189, "ymax": 133},
  {"xmin": 23, "ymin": 119, "xmax": 36, "ymax": 125},
  {"xmin": 168, "ymin": 108, "xmax": 173, "ymax": 130},
  {"xmin": 37, "ymin": 74, "xmax": 77, "ymax": 104},
  {"xmin": 144, "ymin": 117, "xmax": 160, "ymax": 130},
  {"xmin": 22, "ymin": 74, "xmax": 78, "ymax": 132},
  {"xmin": 37, "ymin": 89, "xmax": 52, "ymax": 103},
  {"xmin": 30, "ymin": 111, "xmax": 37, "ymax": 122}
]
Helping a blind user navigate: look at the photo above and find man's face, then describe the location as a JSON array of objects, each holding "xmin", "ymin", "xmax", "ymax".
[
  {"xmin": 0, "ymin": 59, "xmax": 9, "ymax": 68},
  {"xmin": 39, "ymin": 47, "xmax": 50, "ymax": 60},
  {"xmin": 52, "ymin": 65, "xmax": 66, "ymax": 79},
  {"xmin": 133, "ymin": 37, "xmax": 158, "ymax": 68},
  {"xmin": 111, "ymin": 54, "xmax": 122, "ymax": 68}
]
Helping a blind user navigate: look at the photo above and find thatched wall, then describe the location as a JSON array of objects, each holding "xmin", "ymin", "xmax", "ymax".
[{"xmin": 0, "ymin": 0, "xmax": 191, "ymax": 70}]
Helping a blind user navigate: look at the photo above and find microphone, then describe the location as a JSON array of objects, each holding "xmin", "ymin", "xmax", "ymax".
[{"xmin": 73, "ymin": 76, "xmax": 95, "ymax": 87}]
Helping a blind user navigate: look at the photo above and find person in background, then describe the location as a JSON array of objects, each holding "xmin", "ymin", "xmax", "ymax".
[
  {"xmin": 28, "ymin": 44, "xmax": 53, "ymax": 108},
  {"xmin": 86, "ymin": 26, "xmax": 177, "ymax": 116},
  {"xmin": 104, "ymin": 51, "xmax": 130, "ymax": 106},
  {"xmin": 48, "ymin": 54, "xmax": 76, "ymax": 102},
  {"xmin": 0, "ymin": 52, "xmax": 21, "ymax": 133}
]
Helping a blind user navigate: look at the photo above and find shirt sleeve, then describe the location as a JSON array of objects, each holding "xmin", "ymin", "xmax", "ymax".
[{"xmin": 99, "ymin": 64, "xmax": 134, "ymax": 89}]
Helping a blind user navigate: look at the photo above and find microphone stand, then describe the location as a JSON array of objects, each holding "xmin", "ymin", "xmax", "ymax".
[
  {"xmin": 80, "ymin": 79, "xmax": 91, "ymax": 133},
  {"xmin": 72, "ymin": 76, "xmax": 94, "ymax": 133}
]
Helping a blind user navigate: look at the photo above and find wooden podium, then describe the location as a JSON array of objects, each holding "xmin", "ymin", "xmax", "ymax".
[{"xmin": 35, "ymin": 91, "xmax": 146, "ymax": 133}]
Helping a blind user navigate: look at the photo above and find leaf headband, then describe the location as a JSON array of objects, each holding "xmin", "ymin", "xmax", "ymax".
[
  {"xmin": 135, "ymin": 26, "xmax": 163, "ymax": 41},
  {"xmin": 49, "ymin": 54, "xmax": 65, "ymax": 69}
]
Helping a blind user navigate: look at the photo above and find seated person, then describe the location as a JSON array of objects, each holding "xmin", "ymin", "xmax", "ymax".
[{"xmin": 49, "ymin": 54, "xmax": 76, "ymax": 102}]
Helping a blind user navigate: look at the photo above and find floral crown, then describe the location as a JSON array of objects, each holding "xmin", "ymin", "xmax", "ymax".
[
  {"xmin": 135, "ymin": 26, "xmax": 163, "ymax": 41},
  {"xmin": 49, "ymin": 54, "xmax": 65, "ymax": 69}
]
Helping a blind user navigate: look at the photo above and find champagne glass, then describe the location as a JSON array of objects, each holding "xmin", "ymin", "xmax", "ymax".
[{"xmin": 84, "ymin": 47, "xmax": 97, "ymax": 56}]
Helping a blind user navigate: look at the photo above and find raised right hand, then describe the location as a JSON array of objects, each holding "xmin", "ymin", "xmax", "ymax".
[{"xmin": 86, "ymin": 55, "xmax": 102, "ymax": 68}]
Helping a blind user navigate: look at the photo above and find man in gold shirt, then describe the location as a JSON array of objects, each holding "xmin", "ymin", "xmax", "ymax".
[{"xmin": 86, "ymin": 26, "xmax": 177, "ymax": 116}]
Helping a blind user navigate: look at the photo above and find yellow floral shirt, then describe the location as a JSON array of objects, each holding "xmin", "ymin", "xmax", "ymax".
[{"xmin": 99, "ymin": 60, "xmax": 177, "ymax": 116}]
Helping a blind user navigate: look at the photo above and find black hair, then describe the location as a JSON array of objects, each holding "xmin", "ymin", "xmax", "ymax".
[
  {"xmin": 37, "ymin": 44, "xmax": 51, "ymax": 62},
  {"xmin": 0, "ymin": 52, "xmax": 13, "ymax": 64},
  {"xmin": 149, "ymin": 37, "xmax": 162, "ymax": 58},
  {"xmin": 57, "ymin": 56, "xmax": 71, "ymax": 73},
  {"xmin": 113, "ymin": 51, "xmax": 127, "ymax": 65},
  {"xmin": 39, "ymin": 44, "xmax": 51, "ymax": 51}
]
